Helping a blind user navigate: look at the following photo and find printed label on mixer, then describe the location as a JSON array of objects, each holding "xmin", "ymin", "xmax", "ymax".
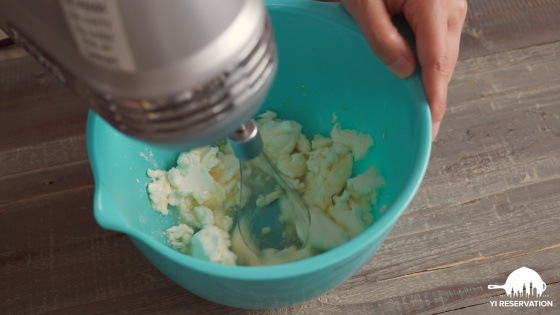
[{"xmin": 61, "ymin": 0, "xmax": 136, "ymax": 72}]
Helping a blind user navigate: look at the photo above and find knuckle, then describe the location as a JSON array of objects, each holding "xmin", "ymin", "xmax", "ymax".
[
  {"xmin": 431, "ymin": 99, "xmax": 446, "ymax": 112},
  {"xmin": 372, "ymin": 30, "xmax": 399, "ymax": 48},
  {"xmin": 456, "ymin": 0, "xmax": 468, "ymax": 19},
  {"xmin": 459, "ymin": 0, "xmax": 468, "ymax": 14},
  {"xmin": 429, "ymin": 99, "xmax": 447, "ymax": 120},
  {"xmin": 386, "ymin": 0, "xmax": 407, "ymax": 14},
  {"xmin": 431, "ymin": 56, "xmax": 453, "ymax": 77}
]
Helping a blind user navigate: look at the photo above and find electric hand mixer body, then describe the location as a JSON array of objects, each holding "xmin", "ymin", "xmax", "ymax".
[
  {"xmin": 0, "ymin": 0, "xmax": 310, "ymax": 251},
  {"xmin": 0, "ymin": 0, "xmax": 276, "ymax": 149}
]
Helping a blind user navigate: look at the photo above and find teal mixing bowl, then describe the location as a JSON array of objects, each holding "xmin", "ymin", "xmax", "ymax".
[{"xmin": 87, "ymin": 0, "xmax": 431, "ymax": 309}]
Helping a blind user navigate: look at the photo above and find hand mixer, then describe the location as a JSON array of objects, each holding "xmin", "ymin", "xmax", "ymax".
[{"xmin": 0, "ymin": 0, "xmax": 309, "ymax": 252}]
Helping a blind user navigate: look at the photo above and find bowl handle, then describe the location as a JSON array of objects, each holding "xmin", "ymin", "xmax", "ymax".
[{"xmin": 93, "ymin": 185, "xmax": 128, "ymax": 233}]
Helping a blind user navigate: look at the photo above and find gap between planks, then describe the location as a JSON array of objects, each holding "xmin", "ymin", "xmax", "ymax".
[
  {"xmin": 0, "ymin": 158, "xmax": 90, "ymax": 182},
  {"xmin": 0, "ymin": 184, "xmax": 94, "ymax": 212},
  {"xmin": 374, "ymin": 244, "xmax": 560, "ymax": 284}
]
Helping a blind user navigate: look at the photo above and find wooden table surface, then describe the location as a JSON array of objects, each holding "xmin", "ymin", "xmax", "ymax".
[{"xmin": 2, "ymin": 1, "xmax": 560, "ymax": 314}]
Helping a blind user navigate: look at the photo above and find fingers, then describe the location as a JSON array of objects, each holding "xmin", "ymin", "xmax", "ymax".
[
  {"xmin": 448, "ymin": 0, "xmax": 468, "ymax": 65},
  {"xmin": 404, "ymin": 0, "xmax": 467, "ymax": 140},
  {"xmin": 342, "ymin": 0, "xmax": 416, "ymax": 78},
  {"xmin": 344, "ymin": 0, "xmax": 467, "ymax": 140},
  {"xmin": 413, "ymin": 10, "xmax": 450, "ymax": 139}
]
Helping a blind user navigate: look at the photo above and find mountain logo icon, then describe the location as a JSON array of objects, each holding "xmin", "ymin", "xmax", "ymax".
[{"xmin": 488, "ymin": 267, "xmax": 547, "ymax": 298}]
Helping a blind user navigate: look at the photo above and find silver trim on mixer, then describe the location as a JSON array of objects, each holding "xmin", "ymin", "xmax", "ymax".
[{"xmin": 91, "ymin": 17, "xmax": 277, "ymax": 144}]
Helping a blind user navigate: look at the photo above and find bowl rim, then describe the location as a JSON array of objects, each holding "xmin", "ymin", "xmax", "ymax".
[{"xmin": 86, "ymin": 0, "xmax": 432, "ymax": 280}]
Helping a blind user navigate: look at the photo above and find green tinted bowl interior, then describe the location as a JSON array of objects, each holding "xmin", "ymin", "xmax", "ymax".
[{"xmin": 87, "ymin": 0, "xmax": 431, "ymax": 309}]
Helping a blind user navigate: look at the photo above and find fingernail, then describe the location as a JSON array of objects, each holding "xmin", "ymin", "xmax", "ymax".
[
  {"xmin": 432, "ymin": 121, "xmax": 441, "ymax": 141},
  {"xmin": 389, "ymin": 57, "xmax": 413, "ymax": 78}
]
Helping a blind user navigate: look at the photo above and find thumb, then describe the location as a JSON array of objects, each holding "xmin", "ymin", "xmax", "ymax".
[{"xmin": 342, "ymin": 0, "xmax": 416, "ymax": 78}]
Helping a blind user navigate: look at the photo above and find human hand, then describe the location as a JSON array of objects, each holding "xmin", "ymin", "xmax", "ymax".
[{"xmin": 341, "ymin": 0, "xmax": 467, "ymax": 140}]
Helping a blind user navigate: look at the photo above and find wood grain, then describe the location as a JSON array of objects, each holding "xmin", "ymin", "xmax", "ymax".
[
  {"xmin": 2, "ymin": 0, "xmax": 560, "ymax": 314},
  {"xmin": 460, "ymin": 0, "xmax": 560, "ymax": 60},
  {"xmin": 0, "ymin": 57, "xmax": 89, "ymax": 153}
]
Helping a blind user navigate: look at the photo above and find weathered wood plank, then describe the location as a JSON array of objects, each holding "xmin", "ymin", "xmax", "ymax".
[
  {"xmin": 0, "ymin": 30, "xmax": 26, "ymax": 61},
  {"xmin": 0, "ymin": 188, "xmax": 193, "ymax": 315},
  {"xmin": 0, "ymin": 135, "xmax": 88, "ymax": 178},
  {"xmin": 13, "ymin": 244, "xmax": 556, "ymax": 314},
  {"xmin": 0, "ymin": 57, "xmax": 89, "ymax": 153},
  {"xmin": 450, "ymin": 41, "xmax": 560, "ymax": 108},
  {"xmin": 315, "ymin": 248, "xmax": 560, "ymax": 315},
  {"xmin": 460, "ymin": 0, "xmax": 560, "ymax": 60},
  {"xmin": 0, "ymin": 159, "xmax": 92, "ymax": 205},
  {"xmin": 368, "ymin": 175, "xmax": 560, "ymax": 277},
  {"xmin": 406, "ymin": 41, "xmax": 560, "ymax": 217}
]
